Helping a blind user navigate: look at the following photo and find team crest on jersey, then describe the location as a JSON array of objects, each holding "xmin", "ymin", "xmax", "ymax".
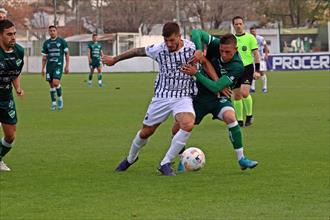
[
  {"xmin": 16, "ymin": 59, "xmax": 22, "ymax": 67},
  {"xmin": 242, "ymin": 46, "xmax": 247, "ymax": 51},
  {"xmin": 57, "ymin": 43, "xmax": 61, "ymax": 48}
]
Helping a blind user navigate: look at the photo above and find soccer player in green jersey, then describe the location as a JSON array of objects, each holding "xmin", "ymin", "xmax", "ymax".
[
  {"xmin": 0, "ymin": 20, "xmax": 24, "ymax": 171},
  {"xmin": 232, "ymin": 16, "xmax": 261, "ymax": 127},
  {"xmin": 87, "ymin": 33, "xmax": 103, "ymax": 87},
  {"xmin": 178, "ymin": 31, "xmax": 258, "ymax": 170},
  {"xmin": 41, "ymin": 25, "xmax": 70, "ymax": 111}
]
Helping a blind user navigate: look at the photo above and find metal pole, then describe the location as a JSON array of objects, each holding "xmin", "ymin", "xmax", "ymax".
[
  {"xmin": 176, "ymin": 0, "xmax": 180, "ymax": 25},
  {"xmin": 53, "ymin": 0, "xmax": 57, "ymax": 26}
]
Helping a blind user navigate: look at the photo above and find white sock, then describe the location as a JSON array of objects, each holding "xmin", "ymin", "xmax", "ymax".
[
  {"xmin": 127, "ymin": 130, "xmax": 148, "ymax": 163},
  {"xmin": 235, "ymin": 147, "xmax": 244, "ymax": 161},
  {"xmin": 58, "ymin": 96, "xmax": 63, "ymax": 101},
  {"xmin": 251, "ymin": 80, "xmax": 256, "ymax": 90},
  {"xmin": 98, "ymin": 80, "xmax": 102, "ymax": 84},
  {"xmin": 52, "ymin": 101, "xmax": 56, "ymax": 106},
  {"xmin": 160, "ymin": 129, "xmax": 191, "ymax": 166},
  {"xmin": 261, "ymin": 75, "xmax": 267, "ymax": 89},
  {"xmin": 1, "ymin": 138, "xmax": 12, "ymax": 148}
]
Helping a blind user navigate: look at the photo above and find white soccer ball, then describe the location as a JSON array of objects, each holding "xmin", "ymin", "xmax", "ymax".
[{"xmin": 180, "ymin": 147, "xmax": 206, "ymax": 171}]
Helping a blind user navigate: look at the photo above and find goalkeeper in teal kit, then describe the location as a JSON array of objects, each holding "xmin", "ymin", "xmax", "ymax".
[{"xmin": 178, "ymin": 30, "xmax": 258, "ymax": 170}]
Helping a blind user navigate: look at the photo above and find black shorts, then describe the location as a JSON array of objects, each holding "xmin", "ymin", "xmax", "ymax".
[{"xmin": 234, "ymin": 64, "xmax": 254, "ymax": 88}]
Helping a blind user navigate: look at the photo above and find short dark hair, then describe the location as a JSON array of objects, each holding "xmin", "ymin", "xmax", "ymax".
[
  {"xmin": 232, "ymin": 16, "xmax": 244, "ymax": 25},
  {"xmin": 48, "ymin": 25, "xmax": 57, "ymax": 29},
  {"xmin": 250, "ymin": 26, "xmax": 256, "ymax": 31},
  {"xmin": 0, "ymin": 19, "xmax": 14, "ymax": 33},
  {"xmin": 162, "ymin": 22, "xmax": 180, "ymax": 37},
  {"xmin": 92, "ymin": 33, "xmax": 97, "ymax": 37},
  {"xmin": 220, "ymin": 33, "xmax": 237, "ymax": 46}
]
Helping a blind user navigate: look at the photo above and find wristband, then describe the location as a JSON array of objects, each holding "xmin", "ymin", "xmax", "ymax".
[{"xmin": 255, "ymin": 63, "xmax": 260, "ymax": 72}]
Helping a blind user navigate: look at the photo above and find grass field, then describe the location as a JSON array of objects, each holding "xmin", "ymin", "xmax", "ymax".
[{"xmin": 0, "ymin": 70, "xmax": 329, "ymax": 220}]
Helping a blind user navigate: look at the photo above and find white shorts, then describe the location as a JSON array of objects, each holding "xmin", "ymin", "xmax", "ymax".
[
  {"xmin": 143, "ymin": 97, "xmax": 195, "ymax": 126},
  {"xmin": 260, "ymin": 60, "xmax": 267, "ymax": 72}
]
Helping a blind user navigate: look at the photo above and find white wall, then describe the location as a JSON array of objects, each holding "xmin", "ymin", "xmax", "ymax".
[{"xmin": 23, "ymin": 56, "xmax": 159, "ymax": 73}]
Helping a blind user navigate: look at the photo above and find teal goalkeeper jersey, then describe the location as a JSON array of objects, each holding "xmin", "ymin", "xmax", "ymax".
[
  {"xmin": 88, "ymin": 42, "xmax": 102, "ymax": 62},
  {"xmin": 41, "ymin": 37, "xmax": 68, "ymax": 73},
  {"xmin": 0, "ymin": 44, "xmax": 24, "ymax": 100}
]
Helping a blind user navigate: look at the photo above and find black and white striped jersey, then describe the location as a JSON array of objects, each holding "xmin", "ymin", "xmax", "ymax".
[{"xmin": 145, "ymin": 39, "xmax": 198, "ymax": 98}]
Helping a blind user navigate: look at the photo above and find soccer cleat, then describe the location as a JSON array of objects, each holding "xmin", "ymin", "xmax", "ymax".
[
  {"xmin": 245, "ymin": 115, "xmax": 254, "ymax": 127},
  {"xmin": 158, "ymin": 163, "xmax": 176, "ymax": 176},
  {"xmin": 98, "ymin": 83, "xmax": 103, "ymax": 87},
  {"xmin": 177, "ymin": 161, "xmax": 184, "ymax": 172},
  {"xmin": 239, "ymin": 157, "xmax": 258, "ymax": 170},
  {"xmin": 0, "ymin": 160, "xmax": 11, "ymax": 171},
  {"xmin": 238, "ymin": 120, "xmax": 244, "ymax": 127},
  {"xmin": 51, "ymin": 104, "xmax": 57, "ymax": 111},
  {"xmin": 57, "ymin": 98, "xmax": 64, "ymax": 110},
  {"xmin": 87, "ymin": 81, "xmax": 92, "ymax": 87},
  {"xmin": 250, "ymin": 88, "xmax": 256, "ymax": 93},
  {"xmin": 115, "ymin": 157, "xmax": 138, "ymax": 172},
  {"xmin": 262, "ymin": 88, "xmax": 268, "ymax": 93}
]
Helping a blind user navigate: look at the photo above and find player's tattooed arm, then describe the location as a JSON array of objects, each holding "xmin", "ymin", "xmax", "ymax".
[{"xmin": 102, "ymin": 47, "xmax": 146, "ymax": 66}]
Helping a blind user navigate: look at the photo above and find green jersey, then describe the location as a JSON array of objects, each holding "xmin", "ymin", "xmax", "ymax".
[
  {"xmin": 0, "ymin": 44, "xmax": 24, "ymax": 100},
  {"xmin": 191, "ymin": 29, "xmax": 244, "ymax": 100},
  {"xmin": 88, "ymin": 42, "xmax": 102, "ymax": 62},
  {"xmin": 235, "ymin": 33, "xmax": 258, "ymax": 66},
  {"xmin": 41, "ymin": 37, "xmax": 68, "ymax": 72}
]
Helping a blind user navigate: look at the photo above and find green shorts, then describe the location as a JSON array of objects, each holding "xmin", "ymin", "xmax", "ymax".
[
  {"xmin": 0, "ymin": 99, "xmax": 17, "ymax": 125},
  {"xmin": 193, "ymin": 96, "xmax": 234, "ymax": 125},
  {"xmin": 46, "ymin": 66, "xmax": 63, "ymax": 82},
  {"xmin": 90, "ymin": 60, "xmax": 101, "ymax": 69}
]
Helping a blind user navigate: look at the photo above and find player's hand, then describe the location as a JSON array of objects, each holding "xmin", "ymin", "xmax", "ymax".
[
  {"xmin": 102, "ymin": 55, "xmax": 116, "ymax": 66},
  {"xmin": 16, "ymin": 88, "xmax": 24, "ymax": 97},
  {"xmin": 41, "ymin": 70, "xmax": 45, "ymax": 78},
  {"xmin": 253, "ymin": 71, "xmax": 261, "ymax": 80},
  {"xmin": 188, "ymin": 50, "xmax": 204, "ymax": 64},
  {"xmin": 64, "ymin": 65, "xmax": 69, "ymax": 74},
  {"xmin": 180, "ymin": 64, "xmax": 198, "ymax": 75},
  {"xmin": 220, "ymin": 87, "xmax": 232, "ymax": 98}
]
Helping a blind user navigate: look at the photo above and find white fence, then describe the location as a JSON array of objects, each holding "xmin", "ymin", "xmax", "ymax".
[{"xmin": 23, "ymin": 56, "xmax": 159, "ymax": 73}]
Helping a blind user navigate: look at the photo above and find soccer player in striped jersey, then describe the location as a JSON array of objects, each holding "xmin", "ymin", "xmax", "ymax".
[
  {"xmin": 232, "ymin": 16, "xmax": 261, "ymax": 127},
  {"xmin": 103, "ymin": 22, "xmax": 217, "ymax": 176},
  {"xmin": 250, "ymin": 27, "xmax": 269, "ymax": 93},
  {"xmin": 0, "ymin": 20, "xmax": 25, "ymax": 171},
  {"xmin": 41, "ymin": 25, "xmax": 70, "ymax": 111},
  {"xmin": 177, "ymin": 31, "xmax": 258, "ymax": 170}
]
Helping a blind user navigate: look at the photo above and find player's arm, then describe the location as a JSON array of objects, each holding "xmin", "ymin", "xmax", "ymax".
[
  {"xmin": 88, "ymin": 48, "xmax": 91, "ymax": 64},
  {"xmin": 251, "ymin": 36, "xmax": 260, "ymax": 72},
  {"xmin": 199, "ymin": 56, "xmax": 219, "ymax": 81},
  {"xmin": 64, "ymin": 49, "xmax": 70, "ymax": 74},
  {"xmin": 190, "ymin": 29, "xmax": 213, "ymax": 63},
  {"xmin": 41, "ymin": 55, "xmax": 47, "ymax": 77},
  {"xmin": 12, "ymin": 75, "xmax": 24, "ymax": 96},
  {"xmin": 102, "ymin": 47, "xmax": 146, "ymax": 66}
]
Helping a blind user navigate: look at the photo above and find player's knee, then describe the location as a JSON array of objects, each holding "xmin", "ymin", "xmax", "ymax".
[
  {"xmin": 223, "ymin": 111, "xmax": 237, "ymax": 124},
  {"xmin": 140, "ymin": 127, "xmax": 156, "ymax": 139},
  {"xmin": 241, "ymin": 89, "xmax": 250, "ymax": 98},
  {"xmin": 180, "ymin": 120, "xmax": 194, "ymax": 132},
  {"xmin": 4, "ymin": 135, "xmax": 15, "ymax": 144}
]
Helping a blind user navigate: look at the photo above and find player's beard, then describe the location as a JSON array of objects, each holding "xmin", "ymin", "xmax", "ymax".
[{"xmin": 169, "ymin": 42, "xmax": 179, "ymax": 52}]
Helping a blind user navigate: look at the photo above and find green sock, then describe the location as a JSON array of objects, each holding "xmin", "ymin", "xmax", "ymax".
[
  {"xmin": 233, "ymin": 100, "xmax": 243, "ymax": 121},
  {"xmin": 50, "ymin": 88, "xmax": 56, "ymax": 102},
  {"xmin": 0, "ymin": 139, "xmax": 12, "ymax": 160},
  {"xmin": 228, "ymin": 123, "xmax": 243, "ymax": 149},
  {"xmin": 243, "ymin": 94, "xmax": 253, "ymax": 116},
  {"xmin": 97, "ymin": 73, "xmax": 102, "ymax": 81},
  {"xmin": 56, "ymin": 85, "xmax": 62, "ymax": 97},
  {"xmin": 88, "ymin": 73, "xmax": 93, "ymax": 81}
]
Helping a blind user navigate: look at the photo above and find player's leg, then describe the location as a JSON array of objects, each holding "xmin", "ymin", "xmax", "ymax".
[
  {"xmin": 250, "ymin": 79, "xmax": 256, "ymax": 93},
  {"xmin": 116, "ymin": 98, "xmax": 170, "ymax": 172},
  {"xmin": 53, "ymin": 79, "xmax": 63, "ymax": 110},
  {"xmin": 241, "ymin": 64, "xmax": 254, "ymax": 127},
  {"xmin": 159, "ymin": 98, "xmax": 195, "ymax": 176},
  {"xmin": 49, "ymin": 81, "xmax": 57, "ymax": 111},
  {"xmin": 233, "ymin": 88, "xmax": 244, "ymax": 127},
  {"xmin": 0, "ymin": 123, "xmax": 16, "ymax": 171},
  {"xmin": 97, "ymin": 64, "xmax": 103, "ymax": 87},
  {"xmin": 260, "ymin": 60, "xmax": 268, "ymax": 93},
  {"xmin": 88, "ymin": 65, "xmax": 94, "ymax": 86},
  {"xmin": 220, "ymin": 109, "xmax": 258, "ymax": 170}
]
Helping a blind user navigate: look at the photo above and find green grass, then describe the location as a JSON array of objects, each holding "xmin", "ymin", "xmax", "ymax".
[{"xmin": 0, "ymin": 70, "xmax": 329, "ymax": 220}]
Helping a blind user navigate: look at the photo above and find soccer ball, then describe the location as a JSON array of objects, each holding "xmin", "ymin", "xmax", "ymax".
[{"xmin": 180, "ymin": 147, "xmax": 206, "ymax": 171}]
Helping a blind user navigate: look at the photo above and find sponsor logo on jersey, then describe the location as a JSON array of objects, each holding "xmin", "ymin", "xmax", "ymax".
[
  {"xmin": 8, "ymin": 110, "xmax": 16, "ymax": 118},
  {"xmin": 16, "ymin": 59, "xmax": 22, "ymax": 67}
]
